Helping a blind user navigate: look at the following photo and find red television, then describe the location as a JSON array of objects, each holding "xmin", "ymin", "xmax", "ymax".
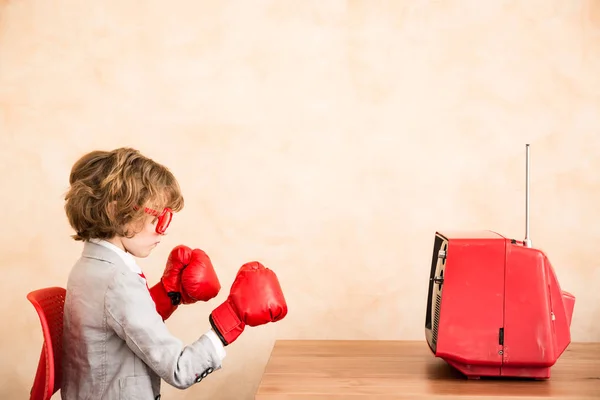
[{"xmin": 424, "ymin": 145, "xmax": 575, "ymax": 380}]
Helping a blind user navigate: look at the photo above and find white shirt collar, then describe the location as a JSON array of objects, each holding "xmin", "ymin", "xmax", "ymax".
[{"xmin": 89, "ymin": 238, "xmax": 142, "ymax": 275}]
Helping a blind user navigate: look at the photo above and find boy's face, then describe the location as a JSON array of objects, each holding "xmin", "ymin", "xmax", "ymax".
[{"xmin": 120, "ymin": 213, "xmax": 165, "ymax": 258}]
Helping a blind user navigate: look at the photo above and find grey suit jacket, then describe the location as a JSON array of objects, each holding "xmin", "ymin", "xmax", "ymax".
[{"xmin": 61, "ymin": 241, "xmax": 222, "ymax": 400}]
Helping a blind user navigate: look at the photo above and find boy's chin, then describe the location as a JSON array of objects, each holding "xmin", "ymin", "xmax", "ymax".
[{"xmin": 126, "ymin": 247, "xmax": 154, "ymax": 258}]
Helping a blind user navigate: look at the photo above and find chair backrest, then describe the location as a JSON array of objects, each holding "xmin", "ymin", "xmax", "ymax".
[{"xmin": 27, "ymin": 287, "xmax": 66, "ymax": 400}]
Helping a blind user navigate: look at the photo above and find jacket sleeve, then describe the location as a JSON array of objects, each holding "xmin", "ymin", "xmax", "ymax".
[{"xmin": 104, "ymin": 270, "xmax": 222, "ymax": 389}]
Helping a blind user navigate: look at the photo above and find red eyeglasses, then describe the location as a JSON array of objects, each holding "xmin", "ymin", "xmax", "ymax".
[{"xmin": 142, "ymin": 207, "xmax": 173, "ymax": 234}]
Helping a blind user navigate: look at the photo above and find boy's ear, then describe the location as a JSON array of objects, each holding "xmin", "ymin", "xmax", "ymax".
[{"xmin": 107, "ymin": 200, "xmax": 118, "ymax": 219}]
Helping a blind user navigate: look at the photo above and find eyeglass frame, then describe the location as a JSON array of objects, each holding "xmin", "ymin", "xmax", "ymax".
[{"xmin": 138, "ymin": 206, "xmax": 173, "ymax": 234}]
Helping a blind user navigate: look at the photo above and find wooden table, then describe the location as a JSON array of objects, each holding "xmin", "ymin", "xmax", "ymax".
[{"xmin": 255, "ymin": 340, "xmax": 600, "ymax": 399}]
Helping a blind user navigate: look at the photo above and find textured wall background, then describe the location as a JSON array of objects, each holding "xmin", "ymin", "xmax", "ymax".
[{"xmin": 1, "ymin": 1, "xmax": 599, "ymax": 399}]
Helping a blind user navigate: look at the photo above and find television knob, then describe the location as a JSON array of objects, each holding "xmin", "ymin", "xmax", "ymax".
[{"xmin": 433, "ymin": 272, "xmax": 444, "ymax": 290}]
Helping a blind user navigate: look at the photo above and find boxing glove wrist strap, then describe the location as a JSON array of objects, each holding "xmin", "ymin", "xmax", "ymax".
[
  {"xmin": 209, "ymin": 301, "xmax": 245, "ymax": 346},
  {"xmin": 160, "ymin": 279, "xmax": 182, "ymax": 305},
  {"xmin": 167, "ymin": 291, "xmax": 182, "ymax": 306}
]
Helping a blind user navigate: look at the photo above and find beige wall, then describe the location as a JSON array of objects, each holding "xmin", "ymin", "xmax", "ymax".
[{"xmin": 1, "ymin": 1, "xmax": 600, "ymax": 399}]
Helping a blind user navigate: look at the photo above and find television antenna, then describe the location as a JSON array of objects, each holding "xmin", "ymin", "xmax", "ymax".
[{"xmin": 524, "ymin": 144, "xmax": 532, "ymax": 248}]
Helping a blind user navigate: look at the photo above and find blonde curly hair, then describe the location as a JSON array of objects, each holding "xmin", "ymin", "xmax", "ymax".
[{"xmin": 64, "ymin": 147, "xmax": 184, "ymax": 241}]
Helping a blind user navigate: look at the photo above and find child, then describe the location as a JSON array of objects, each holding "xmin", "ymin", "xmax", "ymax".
[{"xmin": 61, "ymin": 147, "xmax": 287, "ymax": 400}]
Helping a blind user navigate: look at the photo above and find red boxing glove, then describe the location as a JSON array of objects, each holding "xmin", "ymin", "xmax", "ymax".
[
  {"xmin": 149, "ymin": 245, "xmax": 221, "ymax": 320},
  {"xmin": 161, "ymin": 245, "xmax": 221, "ymax": 304},
  {"xmin": 180, "ymin": 249, "xmax": 221, "ymax": 304},
  {"xmin": 209, "ymin": 261, "xmax": 287, "ymax": 346}
]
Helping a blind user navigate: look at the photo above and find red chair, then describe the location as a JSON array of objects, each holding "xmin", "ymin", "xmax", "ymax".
[{"xmin": 27, "ymin": 287, "xmax": 66, "ymax": 400}]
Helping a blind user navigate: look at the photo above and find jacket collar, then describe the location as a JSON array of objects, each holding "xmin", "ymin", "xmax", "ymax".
[
  {"xmin": 88, "ymin": 239, "xmax": 142, "ymax": 274},
  {"xmin": 81, "ymin": 240, "xmax": 130, "ymax": 270}
]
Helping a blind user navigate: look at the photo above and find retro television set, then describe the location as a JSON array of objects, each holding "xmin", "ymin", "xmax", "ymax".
[{"xmin": 424, "ymin": 144, "xmax": 575, "ymax": 380}]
